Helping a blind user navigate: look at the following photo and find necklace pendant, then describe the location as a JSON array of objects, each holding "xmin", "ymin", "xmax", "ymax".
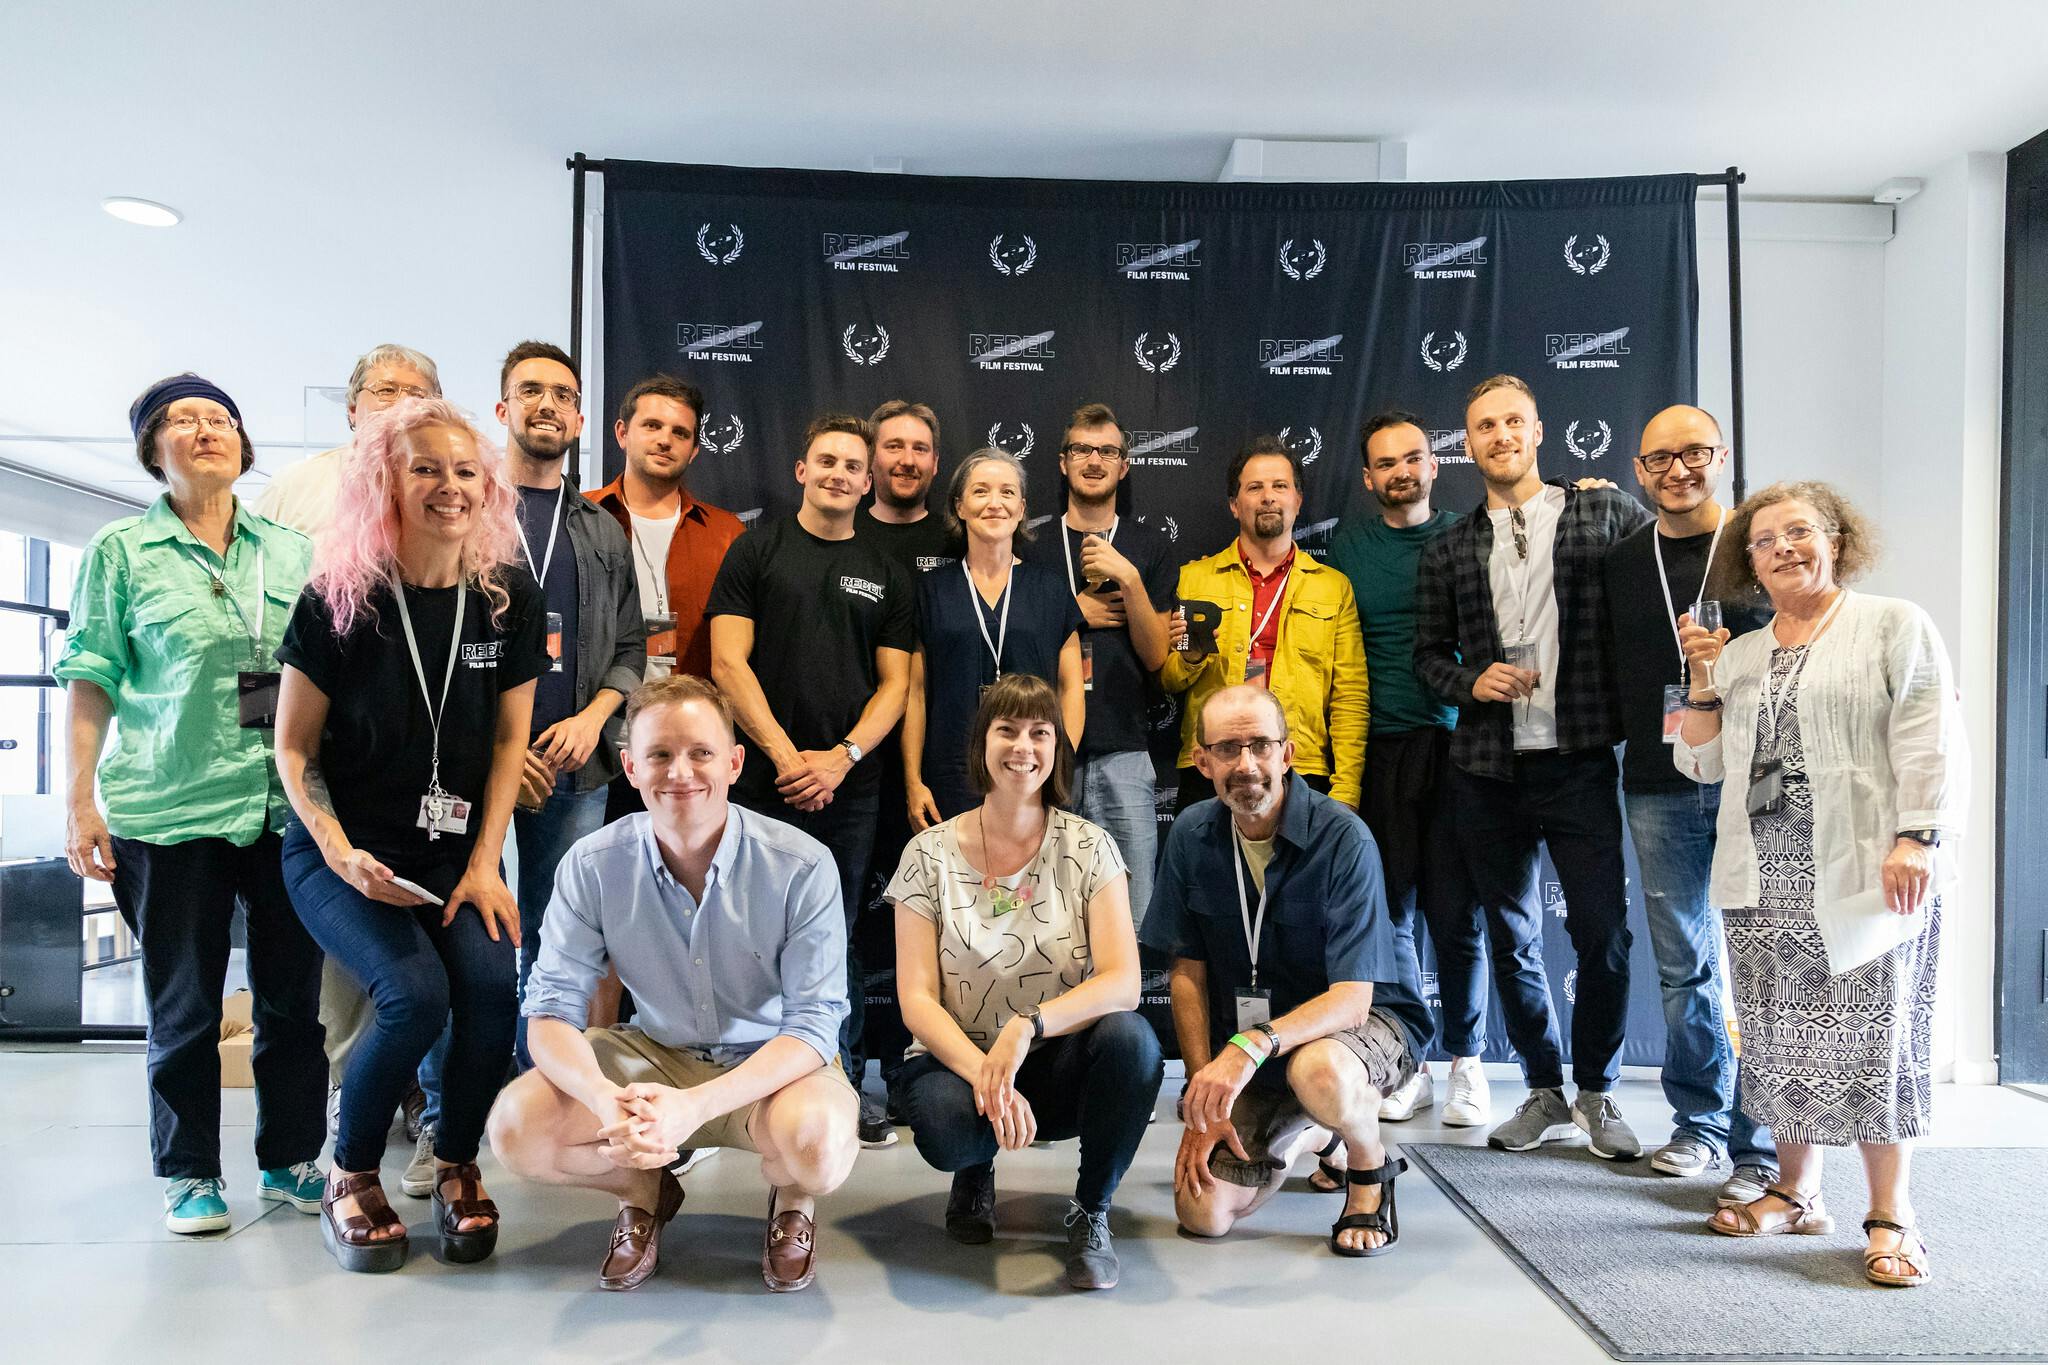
[{"xmin": 210, "ymin": 578, "xmax": 226, "ymax": 597}]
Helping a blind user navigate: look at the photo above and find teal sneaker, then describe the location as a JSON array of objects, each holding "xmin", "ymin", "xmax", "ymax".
[
  {"xmin": 260, "ymin": 1161, "xmax": 326, "ymax": 1214},
  {"xmin": 165, "ymin": 1177, "xmax": 231, "ymax": 1235}
]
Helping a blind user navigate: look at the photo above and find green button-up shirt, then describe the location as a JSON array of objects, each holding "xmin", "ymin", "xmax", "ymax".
[{"xmin": 55, "ymin": 495, "xmax": 312, "ymax": 847}]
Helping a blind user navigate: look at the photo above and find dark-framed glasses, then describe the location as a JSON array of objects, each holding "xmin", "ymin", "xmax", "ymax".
[
  {"xmin": 1746, "ymin": 523, "xmax": 1829, "ymax": 556},
  {"xmin": 1202, "ymin": 737, "xmax": 1282, "ymax": 762},
  {"xmin": 1062, "ymin": 442, "xmax": 1126, "ymax": 462},
  {"xmin": 1636, "ymin": 444, "xmax": 1723, "ymax": 473}
]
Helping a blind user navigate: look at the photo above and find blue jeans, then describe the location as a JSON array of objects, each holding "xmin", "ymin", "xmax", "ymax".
[
  {"xmin": 1073, "ymin": 748, "xmax": 1159, "ymax": 928},
  {"xmin": 281, "ymin": 824, "xmax": 517, "ymax": 1173},
  {"xmin": 512, "ymin": 785, "xmax": 610, "ymax": 1070},
  {"xmin": 1625, "ymin": 785, "xmax": 1776, "ymax": 1168}
]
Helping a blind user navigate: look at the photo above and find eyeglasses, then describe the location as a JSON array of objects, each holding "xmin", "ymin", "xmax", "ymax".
[
  {"xmin": 163, "ymin": 415, "xmax": 239, "ymax": 434},
  {"xmin": 1746, "ymin": 523, "xmax": 1830, "ymax": 556},
  {"xmin": 1509, "ymin": 506, "xmax": 1529, "ymax": 561},
  {"xmin": 1636, "ymin": 444, "xmax": 1723, "ymax": 474},
  {"xmin": 1201, "ymin": 738, "xmax": 1283, "ymax": 762},
  {"xmin": 510, "ymin": 381, "xmax": 581, "ymax": 409},
  {"xmin": 361, "ymin": 383, "xmax": 433, "ymax": 404},
  {"xmin": 1062, "ymin": 442, "xmax": 1126, "ymax": 462}
]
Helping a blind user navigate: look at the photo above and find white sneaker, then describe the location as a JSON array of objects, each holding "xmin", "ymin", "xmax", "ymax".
[
  {"xmin": 1442, "ymin": 1057, "xmax": 1491, "ymax": 1127},
  {"xmin": 671, "ymin": 1147, "xmax": 720, "ymax": 1176},
  {"xmin": 1378, "ymin": 1068, "xmax": 1434, "ymax": 1121}
]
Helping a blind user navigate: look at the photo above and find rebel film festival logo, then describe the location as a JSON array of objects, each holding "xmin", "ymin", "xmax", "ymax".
[
  {"xmin": 1545, "ymin": 879, "xmax": 1567, "ymax": 916},
  {"xmin": 1562, "ymin": 969, "xmax": 1579, "ymax": 1005},
  {"xmin": 1126, "ymin": 427, "xmax": 1198, "ymax": 469},
  {"xmin": 1564, "ymin": 234, "xmax": 1611, "ymax": 275},
  {"xmin": 1566, "ymin": 419, "xmax": 1612, "ymax": 461},
  {"xmin": 1420, "ymin": 329, "xmax": 1469, "ymax": 372},
  {"xmin": 675, "ymin": 321, "xmax": 764, "ymax": 364},
  {"xmin": 1404, "ymin": 236, "xmax": 1488, "ymax": 280},
  {"xmin": 1133, "ymin": 331, "xmax": 1181, "ymax": 373},
  {"xmin": 1116, "ymin": 239, "xmax": 1202, "ymax": 280},
  {"xmin": 969, "ymin": 330, "xmax": 1055, "ymax": 373},
  {"xmin": 1135, "ymin": 513, "xmax": 1181, "ymax": 544},
  {"xmin": 1278, "ymin": 425, "xmax": 1322, "ymax": 466},
  {"xmin": 986, "ymin": 421, "xmax": 1035, "ymax": 458},
  {"xmin": 1293, "ymin": 516, "xmax": 1340, "ymax": 553},
  {"xmin": 1259, "ymin": 333, "xmax": 1343, "ymax": 377},
  {"xmin": 988, "ymin": 234, "xmax": 1038, "ymax": 275},
  {"xmin": 822, "ymin": 231, "xmax": 909, "ymax": 273},
  {"xmin": 1427, "ymin": 428, "xmax": 1473, "ymax": 465},
  {"xmin": 699, "ymin": 414, "xmax": 745, "ymax": 455},
  {"xmin": 842, "ymin": 322, "xmax": 892, "ymax": 366},
  {"xmin": 1547, "ymin": 327, "xmax": 1631, "ymax": 370},
  {"xmin": 696, "ymin": 223, "xmax": 744, "ymax": 265},
  {"xmin": 1278, "ymin": 236, "xmax": 1327, "ymax": 280}
]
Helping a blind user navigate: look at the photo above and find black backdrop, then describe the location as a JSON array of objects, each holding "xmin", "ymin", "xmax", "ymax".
[{"xmin": 598, "ymin": 160, "xmax": 1700, "ymax": 1069}]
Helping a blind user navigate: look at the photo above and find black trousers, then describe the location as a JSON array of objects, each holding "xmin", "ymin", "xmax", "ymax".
[
  {"xmin": 1449, "ymin": 747, "xmax": 1632, "ymax": 1093},
  {"xmin": 109, "ymin": 830, "xmax": 327, "ymax": 1179}
]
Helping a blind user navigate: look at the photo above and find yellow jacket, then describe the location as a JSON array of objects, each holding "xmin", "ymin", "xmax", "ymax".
[{"xmin": 1160, "ymin": 542, "xmax": 1369, "ymax": 805}]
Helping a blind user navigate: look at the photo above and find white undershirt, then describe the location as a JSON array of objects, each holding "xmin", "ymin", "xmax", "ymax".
[
  {"xmin": 629, "ymin": 510, "xmax": 680, "ymax": 679},
  {"xmin": 1486, "ymin": 485, "xmax": 1565, "ymax": 750}
]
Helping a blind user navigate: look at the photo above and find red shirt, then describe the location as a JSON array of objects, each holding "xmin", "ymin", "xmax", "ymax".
[
  {"xmin": 587, "ymin": 475, "xmax": 745, "ymax": 679},
  {"xmin": 1239, "ymin": 542, "xmax": 1296, "ymax": 681}
]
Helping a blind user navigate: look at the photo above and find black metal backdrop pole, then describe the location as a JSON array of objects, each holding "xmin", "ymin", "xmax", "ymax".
[
  {"xmin": 568, "ymin": 153, "xmax": 588, "ymax": 375},
  {"xmin": 1723, "ymin": 166, "xmax": 1747, "ymax": 502}
]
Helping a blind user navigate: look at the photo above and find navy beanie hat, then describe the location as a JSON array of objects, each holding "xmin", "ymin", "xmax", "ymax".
[{"xmin": 129, "ymin": 373, "xmax": 243, "ymax": 438}]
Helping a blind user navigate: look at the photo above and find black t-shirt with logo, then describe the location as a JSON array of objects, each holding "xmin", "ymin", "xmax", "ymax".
[
  {"xmin": 706, "ymin": 516, "xmax": 916, "ymax": 805},
  {"xmin": 1017, "ymin": 516, "xmax": 1176, "ymax": 757},
  {"xmin": 277, "ymin": 576, "xmax": 549, "ymax": 893},
  {"xmin": 857, "ymin": 505, "xmax": 956, "ymax": 578}
]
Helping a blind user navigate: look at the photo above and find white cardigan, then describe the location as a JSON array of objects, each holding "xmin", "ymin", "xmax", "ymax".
[{"xmin": 1672, "ymin": 591, "xmax": 1968, "ymax": 973}]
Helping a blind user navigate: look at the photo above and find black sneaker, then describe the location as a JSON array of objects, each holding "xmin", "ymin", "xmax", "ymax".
[
  {"xmin": 1062, "ymin": 1201, "xmax": 1118, "ymax": 1290},
  {"xmin": 857, "ymin": 1096, "xmax": 898, "ymax": 1149},
  {"xmin": 945, "ymin": 1163, "xmax": 996, "ymax": 1244}
]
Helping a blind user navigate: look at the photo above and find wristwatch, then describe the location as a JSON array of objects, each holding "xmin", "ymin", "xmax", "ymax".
[
  {"xmin": 839, "ymin": 739, "xmax": 864, "ymax": 764},
  {"xmin": 1023, "ymin": 1004, "xmax": 1045, "ymax": 1039},
  {"xmin": 1897, "ymin": 829, "xmax": 1940, "ymax": 847}
]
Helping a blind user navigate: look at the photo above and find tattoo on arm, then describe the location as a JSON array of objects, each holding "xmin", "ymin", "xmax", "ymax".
[{"xmin": 302, "ymin": 762, "xmax": 337, "ymax": 820}]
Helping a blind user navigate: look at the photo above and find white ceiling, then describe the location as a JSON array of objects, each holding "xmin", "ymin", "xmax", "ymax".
[{"xmin": 4, "ymin": 0, "xmax": 2045, "ymax": 508}]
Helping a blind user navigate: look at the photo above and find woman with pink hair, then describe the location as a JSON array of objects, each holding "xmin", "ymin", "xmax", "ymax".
[{"xmin": 274, "ymin": 398, "xmax": 549, "ymax": 1273}]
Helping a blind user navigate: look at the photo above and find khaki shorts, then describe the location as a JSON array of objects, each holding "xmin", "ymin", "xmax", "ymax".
[
  {"xmin": 585, "ymin": 1027, "xmax": 857, "ymax": 1153},
  {"xmin": 1208, "ymin": 1009, "xmax": 1418, "ymax": 1188}
]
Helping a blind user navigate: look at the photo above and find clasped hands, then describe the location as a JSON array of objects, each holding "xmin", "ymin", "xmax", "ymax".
[{"xmin": 594, "ymin": 1082, "xmax": 708, "ymax": 1169}]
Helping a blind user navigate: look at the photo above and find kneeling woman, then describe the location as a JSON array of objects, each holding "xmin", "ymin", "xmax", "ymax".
[
  {"xmin": 275, "ymin": 399, "xmax": 548, "ymax": 1272},
  {"xmin": 885, "ymin": 674, "xmax": 1163, "ymax": 1291}
]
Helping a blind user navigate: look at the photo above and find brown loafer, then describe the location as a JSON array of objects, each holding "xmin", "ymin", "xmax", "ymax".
[
  {"xmin": 762, "ymin": 1197, "xmax": 818, "ymax": 1293},
  {"xmin": 597, "ymin": 1170, "xmax": 684, "ymax": 1291}
]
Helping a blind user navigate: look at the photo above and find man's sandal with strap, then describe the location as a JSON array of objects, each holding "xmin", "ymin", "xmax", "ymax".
[
  {"xmin": 321, "ymin": 1169, "xmax": 409, "ymax": 1273},
  {"xmin": 432, "ymin": 1161, "xmax": 501, "ymax": 1264},
  {"xmin": 1307, "ymin": 1135, "xmax": 1345, "ymax": 1194},
  {"xmin": 1708, "ymin": 1183, "xmax": 1834, "ymax": 1237},
  {"xmin": 1330, "ymin": 1155, "xmax": 1407, "ymax": 1258},
  {"xmin": 1863, "ymin": 1217, "xmax": 1932, "ymax": 1287}
]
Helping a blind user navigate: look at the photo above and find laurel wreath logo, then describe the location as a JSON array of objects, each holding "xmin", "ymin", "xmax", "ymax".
[
  {"xmin": 695, "ymin": 223, "xmax": 744, "ymax": 265},
  {"xmin": 1563, "ymin": 234, "xmax": 1611, "ymax": 276},
  {"xmin": 1133, "ymin": 331, "xmax": 1182, "ymax": 373},
  {"xmin": 1278, "ymin": 237, "xmax": 1327, "ymax": 281},
  {"xmin": 699, "ymin": 414, "xmax": 745, "ymax": 455},
  {"xmin": 841, "ymin": 324, "xmax": 891, "ymax": 366},
  {"xmin": 986, "ymin": 421, "xmax": 1034, "ymax": 459},
  {"xmin": 988, "ymin": 234, "xmax": 1038, "ymax": 275},
  {"xmin": 1278, "ymin": 425, "xmax": 1323, "ymax": 466},
  {"xmin": 1420, "ymin": 330, "xmax": 1469, "ymax": 372},
  {"xmin": 1566, "ymin": 419, "xmax": 1612, "ymax": 461}
]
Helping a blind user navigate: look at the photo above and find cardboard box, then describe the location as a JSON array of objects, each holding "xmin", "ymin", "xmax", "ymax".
[{"xmin": 220, "ymin": 990, "xmax": 254, "ymax": 1088}]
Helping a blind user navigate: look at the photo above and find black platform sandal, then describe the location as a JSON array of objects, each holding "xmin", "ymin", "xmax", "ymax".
[
  {"xmin": 1330, "ymin": 1155, "xmax": 1408, "ymax": 1258},
  {"xmin": 433, "ymin": 1161, "xmax": 501, "ymax": 1264},
  {"xmin": 321, "ymin": 1169, "xmax": 409, "ymax": 1273},
  {"xmin": 1308, "ymin": 1135, "xmax": 1345, "ymax": 1193}
]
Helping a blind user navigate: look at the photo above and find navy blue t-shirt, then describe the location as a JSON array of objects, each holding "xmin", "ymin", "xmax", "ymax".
[{"xmin": 515, "ymin": 484, "xmax": 579, "ymax": 739}]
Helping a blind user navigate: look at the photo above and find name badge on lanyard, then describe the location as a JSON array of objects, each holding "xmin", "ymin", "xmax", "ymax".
[
  {"xmin": 967, "ymin": 560, "xmax": 1012, "ymax": 699},
  {"xmin": 1232, "ymin": 832, "xmax": 1274, "ymax": 1028},
  {"xmin": 392, "ymin": 578, "xmax": 472, "ymax": 842},
  {"xmin": 517, "ymin": 483, "xmax": 567, "ymax": 674}
]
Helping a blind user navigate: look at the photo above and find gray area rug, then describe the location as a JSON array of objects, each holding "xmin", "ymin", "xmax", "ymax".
[{"xmin": 1403, "ymin": 1143, "xmax": 2047, "ymax": 1361}]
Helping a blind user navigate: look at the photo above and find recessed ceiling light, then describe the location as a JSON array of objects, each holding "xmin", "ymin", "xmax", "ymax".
[{"xmin": 102, "ymin": 197, "xmax": 182, "ymax": 227}]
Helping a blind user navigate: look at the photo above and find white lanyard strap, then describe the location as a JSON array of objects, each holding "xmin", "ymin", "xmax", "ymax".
[
  {"xmin": 964, "ymin": 559, "xmax": 1013, "ymax": 675},
  {"xmin": 391, "ymin": 578, "xmax": 466, "ymax": 795},
  {"xmin": 181, "ymin": 541, "xmax": 266, "ymax": 663},
  {"xmin": 1651, "ymin": 509, "xmax": 1726, "ymax": 679},
  {"xmin": 1059, "ymin": 515, "xmax": 1118, "ymax": 598},
  {"xmin": 629, "ymin": 512, "xmax": 677, "ymax": 617},
  {"xmin": 516, "ymin": 482, "xmax": 568, "ymax": 585},
  {"xmin": 1232, "ymin": 829, "xmax": 1271, "ymax": 989},
  {"xmin": 1247, "ymin": 560, "xmax": 1291, "ymax": 651},
  {"xmin": 1759, "ymin": 590, "xmax": 1847, "ymax": 751}
]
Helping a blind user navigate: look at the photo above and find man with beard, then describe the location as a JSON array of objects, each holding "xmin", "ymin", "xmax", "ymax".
[
  {"xmin": 1144, "ymin": 685, "xmax": 1431, "ymax": 1256},
  {"xmin": 1326, "ymin": 411, "xmax": 1489, "ymax": 1129},
  {"xmin": 1414, "ymin": 374, "xmax": 1650, "ymax": 1160},
  {"xmin": 1017, "ymin": 402, "xmax": 1174, "ymax": 922},
  {"xmin": 1163, "ymin": 438, "xmax": 1367, "ymax": 812},
  {"xmin": 857, "ymin": 400, "xmax": 952, "ymax": 574},
  {"xmin": 1603, "ymin": 405, "xmax": 1778, "ymax": 1202},
  {"xmin": 497, "ymin": 341, "xmax": 646, "ymax": 1070}
]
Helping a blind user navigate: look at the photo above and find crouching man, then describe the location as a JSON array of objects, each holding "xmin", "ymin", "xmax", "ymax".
[{"xmin": 488, "ymin": 674, "xmax": 859, "ymax": 1292}]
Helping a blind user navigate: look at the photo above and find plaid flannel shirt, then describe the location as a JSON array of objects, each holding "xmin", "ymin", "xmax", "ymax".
[{"xmin": 1414, "ymin": 480, "xmax": 1651, "ymax": 781}]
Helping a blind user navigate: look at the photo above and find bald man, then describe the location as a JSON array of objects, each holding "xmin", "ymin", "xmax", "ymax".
[{"xmin": 1601, "ymin": 405, "xmax": 1777, "ymax": 1204}]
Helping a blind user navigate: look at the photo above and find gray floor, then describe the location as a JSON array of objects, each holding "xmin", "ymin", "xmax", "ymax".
[{"xmin": 4, "ymin": 1050, "xmax": 2043, "ymax": 1365}]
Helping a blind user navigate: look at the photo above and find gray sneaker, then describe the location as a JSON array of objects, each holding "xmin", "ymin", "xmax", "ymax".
[
  {"xmin": 944, "ymin": 1163, "xmax": 996, "ymax": 1244},
  {"xmin": 1650, "ymin": 1134, "xmax": 1721, "ymax": 1177},
  {"xmin": 1487, "ymin": 1087, "xmax": 1576, "ymax": 1151},
  {"xmin": 1062, "ymin": 1201, "xmax": 1118, "ymax": 1291},
  {"xmin": 1573, "ymin": 1091, "xmax": 1643, "ymax": 1161},
  {"xmin": 1717, "ymin": 1162, "xmax": 1781, "ymax": 1207},
  {"xmin": 400, "ymin": 1124, "xmax": 436, "ymax": 1198}
]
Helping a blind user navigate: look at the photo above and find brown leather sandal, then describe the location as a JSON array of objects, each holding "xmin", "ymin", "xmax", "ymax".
[
  {"xmin": 1707, "ymin": 1183, "xmax": 1834, "ymax": 1237},
  {"xmin": 432, "ymin": 1161, "xmax": 500, "ymax": 1264},
  {"xmin": 321, "ymin": 1169, "xmax": 409, "ymax": 1273},
  {"xmin": 1863, "ymin": 1217, "xmax": 1933, "ymax": 1287}
]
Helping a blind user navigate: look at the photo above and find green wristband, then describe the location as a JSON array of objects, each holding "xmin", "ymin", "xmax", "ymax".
[{"xmin": 1227, "ymin": 1033, "xmax": 1265, "ymax": 1066}]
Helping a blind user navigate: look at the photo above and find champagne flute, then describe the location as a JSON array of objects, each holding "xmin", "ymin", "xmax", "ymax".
[{"xmin": 1691, "ymin": 599, "xmax": 1724, "ymax": 692}]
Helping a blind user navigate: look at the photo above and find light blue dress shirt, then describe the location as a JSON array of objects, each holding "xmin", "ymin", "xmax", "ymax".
[{"xmin": 521, "ymin": 807, "xmax": 849, "ymax": 1066}]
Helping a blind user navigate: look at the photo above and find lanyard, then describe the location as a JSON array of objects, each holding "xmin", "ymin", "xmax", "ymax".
[
  {"xmin": 629, "ymin": 511, "xmax": 677, "ymax": 617},
  {"xmin": 180, "ymin": 541, "xmax": 266, "ymax": 664},
  {"xmin": 1231, "ymin": 829, "xmax": 1271, "ymax": 989},
  {"xmin": 1499, "ymin": 504, "xmax": 1541, "ymax": 643},
  {"xmin": 1758, "ymin": 590, "xmax": 1847, "ymax": 753},
  {"xmin": 515, "ymin": 482, "xmax": 567, "ymax": 585},
  {"xmin": 391, "ymin": 578, "xmax": 467, "ymax": 800},
  {"xmin": 1059, "ymin": 515, "xmax": 1118, "ymax": 598},
  {"xmin": 1651, "ymin": 509, "xmax": 1726, "ymax": 680},
  {"xmin": 964, "ymin": 559, "xmax": 1013, "ymax": 676},
  {"xmin": 1247, "ymin": 561, "xmax": 1291, "ymax": 651}
]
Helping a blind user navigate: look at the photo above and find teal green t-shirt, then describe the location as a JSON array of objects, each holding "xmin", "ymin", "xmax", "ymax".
[{"xmin": 1326, "ymin": 509, "xmax": 1461, "ymax": 736}]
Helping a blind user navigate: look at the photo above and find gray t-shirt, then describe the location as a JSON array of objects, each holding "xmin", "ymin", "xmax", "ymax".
[{"xmin": 884, "ymin": 807, "xmax": 1127, "ymax": 1054}]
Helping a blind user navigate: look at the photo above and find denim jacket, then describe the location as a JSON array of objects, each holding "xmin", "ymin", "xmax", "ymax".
[{"xmin": 552, "ymin": 478, "xmax": 646, "ymax": 791}]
